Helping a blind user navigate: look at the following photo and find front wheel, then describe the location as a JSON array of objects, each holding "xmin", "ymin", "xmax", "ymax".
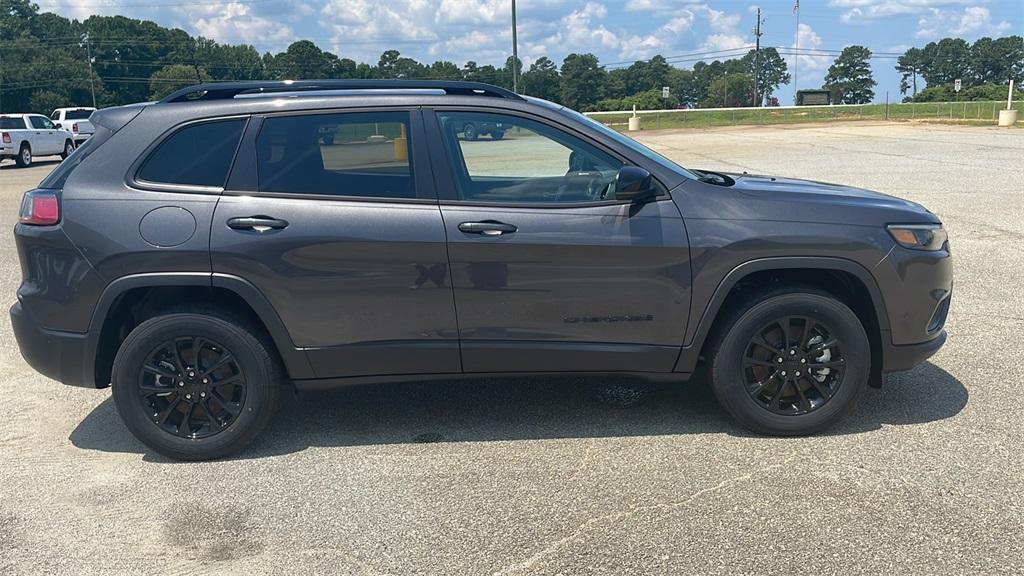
[
  {"xmin": 463, "ymin": 123, "xmax": 478, "ymax": 141},
  {"xmin": 111, "ymin": 312, "xmax": 281, "ymax": 460},
  {"xmin": 709, "ymin": 291, "xmax": 869, "ymax": 436},
  {"xmin": 60, "ymin": 140, "xmax": 75, "ymax": 159}
]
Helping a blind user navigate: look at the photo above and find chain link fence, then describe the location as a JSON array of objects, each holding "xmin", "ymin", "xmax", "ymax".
[{"xmin": 585, "ymin": 101, "xmax": 1024, "ymax": 131}]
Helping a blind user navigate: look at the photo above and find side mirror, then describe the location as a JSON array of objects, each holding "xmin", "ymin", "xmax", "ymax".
[{"xmin": 614, "ymin": 166, "xmax": 655, "ymax": 203}]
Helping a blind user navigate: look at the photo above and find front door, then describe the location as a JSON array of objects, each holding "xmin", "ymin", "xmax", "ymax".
[
  {"xmin": 29, "ymin": 116, "xmax": 60, "ymax": 154},
  {"xmin": 427, "ymin": 110, "xmax": 692, "ymax": 373},
  {"xmin": 211, "ymin": 109, "xmax": 460, "ymax": 379}
]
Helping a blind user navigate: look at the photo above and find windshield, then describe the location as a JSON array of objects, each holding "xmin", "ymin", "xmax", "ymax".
[{"xmin": 529, "ymin": 98, "xmax": 698, "ymax": 180}]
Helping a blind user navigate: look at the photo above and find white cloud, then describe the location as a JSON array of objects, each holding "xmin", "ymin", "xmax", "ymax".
[
  {"xmin": 788, "ymin": 23, "xmax": 831, "ymax": 81},
  {"xmin": 915, "ymin": 6, "xmax": 1012, "ymax": 39},
  {"xmin": 191, "ymin": 2, "xmax": 293, "ymax": 45},
  {"xmin": 830, "ymin": 0, "xmax": 974, "ymax": 23}
]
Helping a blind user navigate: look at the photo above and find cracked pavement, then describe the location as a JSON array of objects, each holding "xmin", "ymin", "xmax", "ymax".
[{"xmin": 1, "ymin": 121, "xmax": 1022, "ymax": 575}]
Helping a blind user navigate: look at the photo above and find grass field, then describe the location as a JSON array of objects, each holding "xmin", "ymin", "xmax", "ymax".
[{"xmin": 588, "ymin": 100, "xmax": 1024, "ymax": 130}]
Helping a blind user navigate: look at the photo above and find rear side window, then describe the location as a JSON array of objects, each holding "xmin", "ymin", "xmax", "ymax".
[
  {"xmin": 137, "ymin": 118, "xmax": 245, "ymax": 188},
  {"xmin": 256, "ymin": 111, "xmax": 414, "ymax": 199},
  {"xmin": 0, "ymin": 117, "xmax": 26, "ymax": 129}
]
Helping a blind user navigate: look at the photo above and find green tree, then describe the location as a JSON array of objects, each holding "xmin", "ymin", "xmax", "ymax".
[
  {"xmin": 28, "ymin": 90, "xmax": 67, "ymax": 116},
  {"xmin": 428, "ymin": 60, "xmax": 462, "ymax": 80},
  {"xmin": 918, "ymin": 38, "xmax": 971, "ymax": 87},
  {"xmin": 559, "ymin": 53, "xmax": 606, "ymax": 111},
  {"xmin": 969, "ymin": 36, "xmax": 1024, "ymax": 85},
  {"xmin": 896, "ymin": 47, "xmax": 925, "ymax": 96},
  {"xmin": 700, "ymin": 73, "xmax": 753, "ymax": 108},
  {"xmin": 149, "ymin": 64, "xmax": 211, "ymax": 100},
  {"xmin": 742, "ymin": 48, "xmax": 789, "ymax": 105},
  {"xmin": 521, "ymin": 56, "xmax": 560, "ymax": 101},
  {"xmin": 624, "ymin": 55, "xmax": 670, "ymax": 94},
  {"xmin": 823, "ymin": 45, "xmax": 876, "ymax": 104}
]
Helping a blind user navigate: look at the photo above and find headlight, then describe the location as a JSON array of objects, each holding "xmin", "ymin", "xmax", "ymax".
[{"xmin": 887, "ymin": 224, "xmax": 947, "ymax": 251}]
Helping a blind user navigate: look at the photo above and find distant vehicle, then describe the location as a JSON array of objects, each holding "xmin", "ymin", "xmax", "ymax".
[
  {"xmin": 51, "ymin": 107, "xmax": 97, "ymax": 145},
  {"xmin": 449, "ymin": 118, "xmax": 505, "ymax": 140},
  {"xmin": 0, "ymin": 113, "xmax": 75, "ymax": 167},
  {"xmin": 796, "ymin": 90, "xmax": 832, "ymax": 106}
]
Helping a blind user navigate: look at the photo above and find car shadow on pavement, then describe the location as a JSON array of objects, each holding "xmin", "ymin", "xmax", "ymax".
[
  {"xmin": 0, "ymin": 159, "xmax": 61, "ymax": 170},
  {"xmin": 69, "ymin": 361, "xmax": 966, "ymax": 462}
]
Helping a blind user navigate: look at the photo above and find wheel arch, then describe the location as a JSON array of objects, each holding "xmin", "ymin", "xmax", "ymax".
[
  {"xmin": 87, "ymin": 273, "xmax": 312, "ymax": 388},
  {"xmin": 677, "ymin": 257, "xmax": 889, "ymax": 385}
]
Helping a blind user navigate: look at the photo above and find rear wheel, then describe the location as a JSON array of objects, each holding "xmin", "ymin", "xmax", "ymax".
[
  {"xmin": 709, "ymin": 291, "xmax": 869, "ymax": 435},
  {"xmin": 111, "ymin": 312, "xmax": 281, "ymax": 460},
  {"xmin": 490, "ymin": 129, "xmax": 505, "ymax": 140},
  {"xmin": 463, "ymin": 123, "xmax": 478, "ymax": 141},
  {"xmin": 15, "ymin": 144, "xmax": 31, "ymax": 167},
  {"xmin": 60, "ymin": 139, "xmax": 74, "ymax": 160}
]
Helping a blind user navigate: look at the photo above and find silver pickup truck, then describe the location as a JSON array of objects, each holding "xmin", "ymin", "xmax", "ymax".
[{"xmin": 0, "ymin": 113, "xmax": 75, "ymax": 168}]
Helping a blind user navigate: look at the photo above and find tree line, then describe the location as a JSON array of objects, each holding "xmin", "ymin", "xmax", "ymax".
[{"xmin": 1, "ymin": 0, "xmax": 1020, "ymax": 114}]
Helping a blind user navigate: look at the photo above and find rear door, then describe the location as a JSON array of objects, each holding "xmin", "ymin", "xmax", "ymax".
[
  {"xmin": 211, "ymin": 108, "xmax": 460, "ymax": 379},
  {"xmin": 427, "ymin": 109, "xmax": 692, "ymax": 373},
  {"xmin": 28, "ymin": 116, "xmax": 59, "ymax": 154}
]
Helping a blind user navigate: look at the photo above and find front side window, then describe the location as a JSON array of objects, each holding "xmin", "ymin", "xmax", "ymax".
[
  {"xmin": 437, "ymin": 112, "xmax": 622, "ymax": 204},
  {"xmin": 29, "ymin": 116, "xmax": 48, "ymax": 129},
  {"xmin": 256, "ymin": 111, "xmax": 414, "ymax": 199},
  {"xmin": 136, "ymin": 118, "xmax": 246, "ymax": 188}
]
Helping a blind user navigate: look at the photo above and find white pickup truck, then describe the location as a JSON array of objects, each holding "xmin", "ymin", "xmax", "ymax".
[
  {"xmin": 0, "ymin": 113, "xmax": 76, "ymax": 168},
  {"xmin": 51, "ymin": 107, "xmax": 96, "ymax": 145}
]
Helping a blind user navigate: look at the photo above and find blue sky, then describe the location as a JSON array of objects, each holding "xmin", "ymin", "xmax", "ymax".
[{"xmin": 40, "ymin": 0, "xmax": 1024, "ymax": 103}]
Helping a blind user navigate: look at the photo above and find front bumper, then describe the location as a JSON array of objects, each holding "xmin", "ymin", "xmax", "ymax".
[
  {"xmin": 882, "ymin": 329, "xmax": 946, "ymax": 372},
  {"xmin": 10, "ymin": 302, "xmax": 95, "ymax": 388}
]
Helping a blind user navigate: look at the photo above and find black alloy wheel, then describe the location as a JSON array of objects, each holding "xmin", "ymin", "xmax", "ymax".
[
  {"xmin": 139, "ymin": 336, "xmax": 246, "ymax": 439},
  {"xmin": 742, "ymin": 316, "xmax": 846, "ymax": 415}
]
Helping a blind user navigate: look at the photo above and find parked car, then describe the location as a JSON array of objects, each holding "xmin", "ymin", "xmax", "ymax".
[
  {"xmin": 0, "ymin": 113, "xmax": 75, "ymax": 167},
  {"xmin": 10, "ymin": 80, "xmax": 951, "ymax": 460},
  {"xmin": 449, "ymin": 117, "xmax": 505, "ymax": 140},
  {"xmin": 51, "ymin": 107, "xmax": 97, "ymax": 145}
]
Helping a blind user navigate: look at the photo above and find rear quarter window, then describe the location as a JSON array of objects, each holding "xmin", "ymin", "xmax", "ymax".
[
  {"xmin": 1, "ymin": 117, "xmax": 27, "ymax": 129},
  {"xmin": 136, "ymin": 118, "xmax": 246, "ymax": 188}
]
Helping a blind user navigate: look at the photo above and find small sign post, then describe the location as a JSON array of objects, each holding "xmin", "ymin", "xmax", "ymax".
[
  {"xmin": 661, "ymin": 86, "xmax": 670, "ymax": 99},
  {"xmin": 954, "ymin": 79, "xmax": 962, "ymax": 93}
]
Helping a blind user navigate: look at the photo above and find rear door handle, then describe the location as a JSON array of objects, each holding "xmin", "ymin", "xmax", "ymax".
[
  {"xmin": 227, "ymin": 216, "xmax": 289, "ymax": 233},
  {"xmin": 458, "ymin": 221, "xmax": 517, "ymax": 236}
]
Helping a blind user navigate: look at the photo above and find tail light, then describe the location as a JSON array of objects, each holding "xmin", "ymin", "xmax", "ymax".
[
  {"xmin": 2, "ymin": 132, "xmax": 10, "ymax": 144},
  {"xmin": 19, "ymin": 190, "xmax": 60, "ymax": 226},
  {"xmin": 72, "ymin": 123, "xmax": 79, "ymax": 133}
]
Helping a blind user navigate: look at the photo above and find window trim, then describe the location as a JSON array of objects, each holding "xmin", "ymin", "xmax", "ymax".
[
  {"xmin": 225, "ymin": 106, "xmax": 437, "ymax": 205},
  {"xmin": 127, "ymin": 115, "xmax": 250, "ymax": 194},
  {"xmin": 424, "ymin": 106, "xmax": 667, "ymax": 209}
]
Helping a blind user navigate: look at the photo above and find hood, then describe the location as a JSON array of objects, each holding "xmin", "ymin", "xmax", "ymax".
[{"xmin": 677, "ymin": 171, "xmax": 939, "ymax": 226}]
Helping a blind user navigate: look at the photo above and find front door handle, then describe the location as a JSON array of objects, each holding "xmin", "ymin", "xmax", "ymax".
[
  {"xmin": 458, "ymin": 221, "xmax": 517, "ymax": 236},
  {"xmin": 227, "ymin": 216, "xmax": 289, "ymax": 233}
]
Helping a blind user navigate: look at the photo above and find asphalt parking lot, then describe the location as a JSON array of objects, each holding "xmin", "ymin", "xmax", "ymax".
[{"xmin": 1, "ymin": 121, "xmax": 1022, "ymax": 575}]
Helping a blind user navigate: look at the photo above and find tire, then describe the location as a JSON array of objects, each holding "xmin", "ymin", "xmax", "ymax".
[
  {"xmin": 490, "ymin": 130, "xmax": 505, "ymax": 141},
  {"xmin": 709, "ymin": 290, "xmax": 869, "ymax": 436},
  {"xmin": 463, "ymin": 123, "xmax": 478, "ymax": 141},
  {"xmin": 322, "ymin": 135, "xmax": 334, "ymax": 145},
  {"xmin": 15, "ymin": 144, "xmax": 31, "ymax": 168},
  {"xmin": 60, "ymin": 139, "xmax": 75, "ymax": 160},
  {"xmin": 111, "ymin": 311, "xmax": 282, "ymax": 460}
]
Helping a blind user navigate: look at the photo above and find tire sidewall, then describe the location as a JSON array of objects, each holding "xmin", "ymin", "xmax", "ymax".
[
  {"xmin": 17, "ymin": 145, "xmax": 31, "ymax": 167},
  {"xmin": 712, "ymin": 293, "xmax": 869, "ymax": 435},
  {"xmin": 111, "ymin": 314, "xmax": 278, "ymax": 460}
]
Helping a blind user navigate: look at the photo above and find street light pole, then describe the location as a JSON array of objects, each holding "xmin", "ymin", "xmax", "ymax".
[{"xmin": 511, "ymin": 0, "xmax": 519, "ymax": 93}]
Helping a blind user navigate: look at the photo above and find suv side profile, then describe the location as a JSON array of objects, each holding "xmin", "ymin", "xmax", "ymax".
[{"xmin": 11, "ymin": 81, "xmax": 951, "ymax": 460}]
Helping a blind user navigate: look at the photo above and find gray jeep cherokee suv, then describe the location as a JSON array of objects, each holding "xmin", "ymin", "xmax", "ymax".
[{"xmin": 11, "ymin": 80, "xmax": 951, "ymax": 460}]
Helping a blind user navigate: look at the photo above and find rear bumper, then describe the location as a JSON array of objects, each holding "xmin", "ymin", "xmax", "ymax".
[
  {"xmin": 881, "ymin": 329, "xmax": 946, "ymax": 372},
  {"xmin": 10, "ymin": 302, "xmax": 95, "ymax": 388}
]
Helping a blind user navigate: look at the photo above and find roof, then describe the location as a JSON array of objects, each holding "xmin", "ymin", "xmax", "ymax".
[{"xmin": 159, "ymin": 80, "xmax": 524, "ymax": 104}]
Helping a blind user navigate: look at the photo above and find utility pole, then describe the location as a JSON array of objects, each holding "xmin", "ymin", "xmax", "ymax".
[
  {"xmin": 82, "ymin": 33, "xmax": 97, "ymax": 108},
  {"xmin": 752, "ymin": 7, "xmax": 763, "ymax": 107},
  {"xmin": 793, "ymin": 0, "xmax": 800, "ymax": 104},
  {"xmin": 511, "ymin": 0, "xmax": 519, "ymax": 93}
]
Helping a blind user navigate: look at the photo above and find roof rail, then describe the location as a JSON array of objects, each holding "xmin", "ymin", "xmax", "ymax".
[{"xmin": 159, "ymin": 80, "xmax": 523, "ymax": 103}]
